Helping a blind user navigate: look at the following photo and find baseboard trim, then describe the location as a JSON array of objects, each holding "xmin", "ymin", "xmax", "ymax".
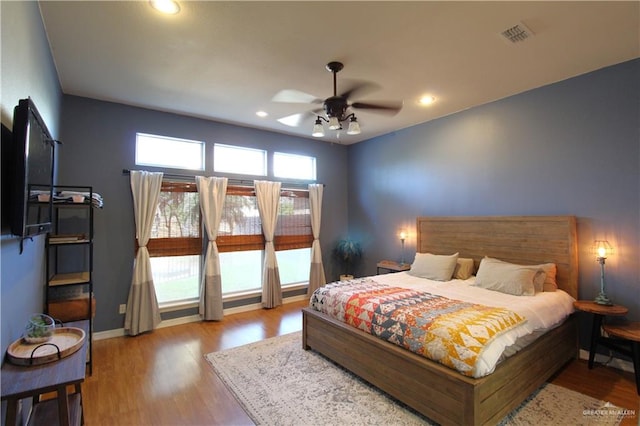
[
  {"xmin": 578, "ymin": 349, "xmax": 634, "ymax": 374},
  {"xmin": 94, "ymin": 294, "xmax": 309, "ymax": 341}
]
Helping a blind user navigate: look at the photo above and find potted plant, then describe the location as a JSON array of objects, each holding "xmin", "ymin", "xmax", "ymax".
[
  {"xmin": 23, "ymin": 313, "xmax": 55, "ymax": 344},
  {"xmin": 333, "ymin": 238, "xmax": 363, "ymax": 280}
]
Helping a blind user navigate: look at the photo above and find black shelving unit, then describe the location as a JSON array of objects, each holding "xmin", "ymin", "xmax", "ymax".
[{"xmin": 45, "ymin": 185, "xmax": 95, "ymax": 374}]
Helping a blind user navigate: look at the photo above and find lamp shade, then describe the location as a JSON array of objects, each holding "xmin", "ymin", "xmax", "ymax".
[
  {"xmin": 328, "ymin": 116, "xmax": 340, "ymax": 130},
  {"xmin": 347, "ymin": 117, "xmax": 361, "ymax": 135},
  {"xmin": 593, "ymin": 240, "xmax": 613, "ymax": 259},
  {"xmin": 312, "ymin": 119, "xmax": 325, "ymax": 137}
]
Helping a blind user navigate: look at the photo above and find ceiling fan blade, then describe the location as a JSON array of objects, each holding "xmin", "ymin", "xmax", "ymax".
[
  {"xmin": 351, "ymin": 101, "xmax": 403, "ymax": 116},
  {"xmin": 272, "ymin": 89, "xmax": 322, "ymax": 104},
  {"xmin": 277, "ymin": 113, "xmax": 305, "ymax": 127},
  {"xmin": 338, "ymin": 80, "xmax": 381, "ymax": 101},
  {"xmin": 277, "ymin": 111, "xmax": 314, "ymax": 127}
]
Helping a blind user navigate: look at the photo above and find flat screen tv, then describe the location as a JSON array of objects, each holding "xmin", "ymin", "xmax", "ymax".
[{"xmin": 10, "ymin": 98, "xmax": 56, "ymax": 240}]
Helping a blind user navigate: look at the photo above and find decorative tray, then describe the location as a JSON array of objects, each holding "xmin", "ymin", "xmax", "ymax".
[{"xmin": 6, "ymin": 327, "xmax": 86, "ymax": 366}]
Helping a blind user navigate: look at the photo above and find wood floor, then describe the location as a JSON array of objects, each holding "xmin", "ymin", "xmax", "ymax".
[{"xmin": 82, "ymin": 300, "xmax": 639, "ymax": 425}]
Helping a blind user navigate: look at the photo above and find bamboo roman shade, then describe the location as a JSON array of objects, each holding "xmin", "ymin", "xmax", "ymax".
[{"xmin": 144, "ymin": 181, "xmax": 202, "ymax": 257}]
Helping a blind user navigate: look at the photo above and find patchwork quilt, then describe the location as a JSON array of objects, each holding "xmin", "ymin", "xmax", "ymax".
[{"xmin": 309, "ymin": 278, "xmax": 526, "ymax": 376}]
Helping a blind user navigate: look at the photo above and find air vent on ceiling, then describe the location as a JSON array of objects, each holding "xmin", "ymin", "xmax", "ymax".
[{"xmin": 501, "ymin": 22, "xmax": 534, "ymax": 43}]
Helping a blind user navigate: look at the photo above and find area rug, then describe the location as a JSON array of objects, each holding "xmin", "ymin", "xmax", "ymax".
[{"xmin": 205, "ymin": 332, "xmax": 625, "ymax": 426}]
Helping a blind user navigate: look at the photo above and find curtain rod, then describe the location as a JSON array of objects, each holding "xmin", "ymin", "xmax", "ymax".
[{"xmin": 121, "ymin": 169, "xmax": 324, "ymax": 188}]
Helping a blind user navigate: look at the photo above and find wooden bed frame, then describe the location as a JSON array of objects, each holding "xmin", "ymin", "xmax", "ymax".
[{"xmin": 302, "ymin": 216, "xmax": 579, "ymax": 426}]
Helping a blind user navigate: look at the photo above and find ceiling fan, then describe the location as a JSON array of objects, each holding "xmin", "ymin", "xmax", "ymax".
[{"xmin": 273, "ymin": 61, "xmax": 403, "ymax": 137}]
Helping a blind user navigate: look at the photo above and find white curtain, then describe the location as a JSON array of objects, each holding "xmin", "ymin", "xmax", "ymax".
[
  {"xmin": 125, "ymin": 171, "xmax": 163, "ymax": 336},
  {"xmin": 308, "ymin": 184, "xmax": 326, "ymax": 294},
  {"xmin": 255, "ymin": 180, "xmax": 282, "ymax": 308},
  {"xmin": 196, "ymin": 176, "xmax": 228, "ymax": 320}
]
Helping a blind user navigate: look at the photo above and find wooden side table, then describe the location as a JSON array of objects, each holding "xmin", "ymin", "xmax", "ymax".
[
  {"xmin": 1, "ymin": 320, "xmax": 88, "ymax": 426},
  {"xmin": 602, "ymin": 322, "xmax": 640, "ymax": 395},
  {"xmin": 376, "ymin": 260, "xmax": 411, "ymax": 274},
  {"xmin": 573, "ymin": 300, "xmax": 628, "ymax": 369}
]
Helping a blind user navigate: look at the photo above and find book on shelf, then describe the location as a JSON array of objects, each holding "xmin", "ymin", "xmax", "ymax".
[{"xmin": 48, "ymin": 234, "xmax": 88, "ymax": 243}]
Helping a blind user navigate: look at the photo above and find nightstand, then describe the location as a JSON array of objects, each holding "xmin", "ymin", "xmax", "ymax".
[
  {"xmin": 376, "ymin": 260, "xmax": 411, "ymax": 274},
  {"xmin": 573, "ymin": 300, "xmax": 628, "ymax": 369}
]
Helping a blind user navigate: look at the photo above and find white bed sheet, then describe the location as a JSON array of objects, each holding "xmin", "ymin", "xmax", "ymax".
[{"xmin": 371, "ymin": 272, "xmax": 576, "ymax": 377}]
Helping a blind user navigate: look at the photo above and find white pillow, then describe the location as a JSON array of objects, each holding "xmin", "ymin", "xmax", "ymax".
[
  {"xmin": 408, "ymin": 252, "xmax": 459, "ymax": 281},
  {"xmin": 474, "ymin": 257, "xmax": 538, "ymax": 296},
  {"xmin": 481, "ymin": 257, "xmax": 555, "ymax": 292}
]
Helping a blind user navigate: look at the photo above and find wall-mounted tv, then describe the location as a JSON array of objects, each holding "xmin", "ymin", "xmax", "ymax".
[{"xmin": 10, "ymin": 98, "xmax": 57, "ymax": 240}]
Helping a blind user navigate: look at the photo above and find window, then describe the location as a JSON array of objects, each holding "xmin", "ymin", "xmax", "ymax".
[
  {"xmin": 150, "ymin": 255, "xmax": 200, "ymax": 305},
  {"xmin": 145, "ymin": 183, "xmax": 311, "ymax": 302},
  {"xmin": 275, "ymin": 190, "xmax": 312, "ymax": 286},
  {"xmin": 217, "ymin": 186, "xmax": 312, "ymax": 295},
  {"xmin": 217, "ymin": 186, "xmax": 263, "ymax": 252},
  {"xmin": 136, "ymin": 138, "xmax": 317, "ymax": 301},
  {"xmin": 275, "ymin": 190, "xmax": 313, "ymax": 250},
  {"xmin": 274, "ymin": 152, "xmax": 316, "ymax": 180},
  {"xmin": 214, "ymin": 143, "xmax": 267, "ymax": 176},
  {"xmin": 219, "ymin": 250, "xmax": 262, "ymax": 295},
  {"xmin": 276, "ymin": 248, "xmax": 311, "ymax": 284},
  {"xmin": 136, "ymin": 133, "xmax": 204, "ymax": 170},
  {"xmin": 217, "ymin": 186, "xmax": 262, "ymax": 295},
  {"xmin": 146, "ymin": 181, "xmax": 201, "ymax": 305}
]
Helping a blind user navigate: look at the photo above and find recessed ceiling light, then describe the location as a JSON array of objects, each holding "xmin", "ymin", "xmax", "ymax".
[
  {"xmin": 256, "ymin": 111, "xmax": 268, "ymax": 118},
  {"xmin": 149, "ymin": 0, "xmax": 180, "ymax": 15},
  {"xmin": 418, "ymin": 95, "xmax": 436, "ymax": 106}
]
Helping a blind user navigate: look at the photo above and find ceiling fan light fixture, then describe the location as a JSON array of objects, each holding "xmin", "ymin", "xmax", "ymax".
[
  {"xmin": 347, "ymin": 116, "xmax": 361, "ymax": 135},
  {"xmin": 328, "ymin": 116, "xmax": 340, "ymax": 130},
  {"xmin": 312, "ymin": 118, "xmax": 325, "ymax": 137}
]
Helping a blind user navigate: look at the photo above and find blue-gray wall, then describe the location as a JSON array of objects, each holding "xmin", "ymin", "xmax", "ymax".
[
  {"xmin": 57, "ymin": 96, "xmax": 349, "ymax": 332},
  {"xmin": 348, "ymin": 60, "xmax": 640, "ymax": 339},
  {"xmin": 1, "ymin": 1, "xmax": 62, "ymax": 357}
]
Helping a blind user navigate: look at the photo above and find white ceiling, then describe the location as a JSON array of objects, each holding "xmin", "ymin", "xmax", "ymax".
[{"xmin": 39, "ymin": 1, "xmax": 639, "ymax": 145}]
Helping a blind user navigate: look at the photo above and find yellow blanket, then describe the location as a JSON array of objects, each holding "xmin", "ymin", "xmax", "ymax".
[{"xmin": 423, "ymin": 305, "xmax": 525, "ymax": 376}]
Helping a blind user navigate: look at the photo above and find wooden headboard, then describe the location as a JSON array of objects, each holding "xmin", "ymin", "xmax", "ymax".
[{"xmin": 416, "ymin": 216, "xmax": 578, "ymax": 299}]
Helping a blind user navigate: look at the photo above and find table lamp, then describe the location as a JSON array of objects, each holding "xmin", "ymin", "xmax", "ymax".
[
  {"xmin": 593, "ymin": 240, "xmax": 613, "ymax": 305},
  {"xmin": 399, "ymin": 231, "xmax": 407, "ymax": 266}
]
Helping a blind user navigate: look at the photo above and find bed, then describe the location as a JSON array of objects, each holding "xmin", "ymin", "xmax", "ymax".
[{"xmin": 302, "ymin": 216, "xmax": 578, "ymax": 426}]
